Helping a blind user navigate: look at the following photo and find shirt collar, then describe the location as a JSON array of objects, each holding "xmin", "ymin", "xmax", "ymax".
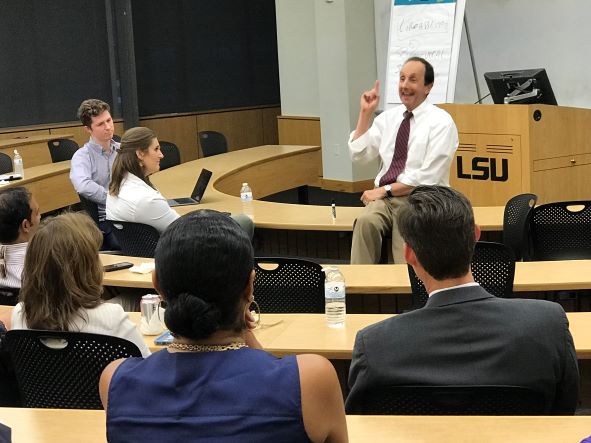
[
  {"xmin": 429, "ymin": 282, "xmax": 479, "ymax": 298},
  {"xmin": 88, "ymin": 138, "xmax": 119, "ymax": 155},
  {"xmin": 405, "ymin": 99, "xmax": 431, "ymax": 120}
]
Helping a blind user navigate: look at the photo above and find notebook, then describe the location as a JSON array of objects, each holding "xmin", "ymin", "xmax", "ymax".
[{"xmin": 167, "ymin": 168, "xmax": 213, "ymax": 207}]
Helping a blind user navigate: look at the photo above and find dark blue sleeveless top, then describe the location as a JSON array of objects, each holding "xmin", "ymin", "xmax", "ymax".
[{"xmin": 106, "ymin": 348, "xmax": 312, "ymax": 443}]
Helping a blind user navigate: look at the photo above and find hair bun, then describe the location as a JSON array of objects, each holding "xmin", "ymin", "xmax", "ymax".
[{"xmin": 163, "ymin": 292, "xmax": 221, "ymax": 340}]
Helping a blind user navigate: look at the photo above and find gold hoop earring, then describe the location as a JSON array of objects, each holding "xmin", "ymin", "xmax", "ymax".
[{"xmin": 249, "ymin": 300, "xmax": 261, "ymax": 329}]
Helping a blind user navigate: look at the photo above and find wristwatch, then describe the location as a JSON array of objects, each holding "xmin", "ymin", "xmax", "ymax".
[{"xmin": 384, "ymin": 184, "xmax": 393, "ymax": 198}]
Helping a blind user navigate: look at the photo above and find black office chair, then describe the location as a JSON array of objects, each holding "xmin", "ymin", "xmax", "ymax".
[
  {"xmin": 159, "ymin": 141, "xmax": 181, "ymax": 171},
  {"xmin": 77, "ymin": 194, "xmax": 100, "ymax": 226},
  {"xmin": 408, "ymin": 241, "xmax": 516, "ymax": 310},
  {"xmin": 529, "ymin": 200, "xmax": 591, "ymax": 261},
  {"xmin": 0, "ymin": 152, "xmax": 13, "ymax": 174},
  {"xmin": 253, "ymin": 257, "xmax": 325, "ymax": 313},
  {"xmin": 503, "ymin": 193, "xmax": 537, "ymax": 261},
  {"xmin": 346, "ymin": 385, "xmax": 547, "ymax": 415},
  {"xmin": 47, "ymin": 138, "xmax": 79, "ymax": 162},
  {"xmin": 77, "ymin": 194, "xmax": 121, "ymax": 251},
  {"xmin": 111, "ymin": 221, "xmax": 160, "ymax": 258},
  {"xmin": 4, "ymin": 330, "xmax": 141, "ymax": 409},
  {"xmin": 198, "ymin": 131, "xmax": 228, "ymax": 157}
]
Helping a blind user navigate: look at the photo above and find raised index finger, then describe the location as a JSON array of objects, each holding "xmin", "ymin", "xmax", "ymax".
[{"xmin": 373, "ymin": 80, "xmax": 380, "ymax": 95}]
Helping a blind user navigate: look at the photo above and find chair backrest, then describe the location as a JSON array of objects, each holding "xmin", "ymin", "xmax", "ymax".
[
  {"xmin": 529, "ymin": 200, "xmax": 591, "ymax": 261},
  {"xmin": 346, "ymin": 385, "xmax": 547, "ymax": 415},
  {"xmin": 503, "ymin": 193, "xmax": 537, "ymax": 261},
  {"xmin": 159, "ymin": 141, "xmax": 181, "ymax": 171},
  {"xmin": 77, "ymin": 194, "xmax": 100, "ymax": 226},
  {"xmin": 0, "ymin": 152, "xmax": 12, "ymax": 174},
  {"xmin": 4, "ymin": 329, "xmax": 141, "ymax": 409},
  {"xmin": 254, "ymin": 257, "xmax": 325, "ymax": 313},
  {"xmin": 47, "ymin": 138, "xmax": 79, "ymax": 163},
  {"xmin": 198, "ymin": 131, "xmax": 228, "ymax": 157},
  {"xmin": 0, "ymin": 287, "xmax": 19, "ymax": 306},
  {"xmin": 111, "ymin": 221, "xmax": 160, "ymax": 258},
  {"xmin": 408, "ymin": 241, "xmax": 516, "ymax": 310}
]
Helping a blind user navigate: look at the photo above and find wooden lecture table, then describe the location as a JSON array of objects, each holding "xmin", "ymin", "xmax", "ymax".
[
  {"xmin": 131, "ymin": 311, "xmax": 591, "ymax": 360},
  {"xmin": 150, "ymin": 145, "xmax": 504, "ymax": 232},
  {"xmin": 1, "ymin": 407, "xmax": 591, "ymax": 443},
  {"xmin": 0, "ymin": 145, "xmax": 503, "ymax": 230},
  {"xmin": 0, "ymin": 161, "xmax": 77, "ymax": 213},
  {"xmin": 101, "ymin": 253, "xmax": 591, "ymax": 294},
  {"xmin": 0, "ymin": 133, "xmax": 74, "ymax": 168}
]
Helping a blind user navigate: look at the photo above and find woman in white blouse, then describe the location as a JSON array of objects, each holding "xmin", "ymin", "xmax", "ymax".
[
  {"xmin": 107, "ymin": 126, "xmax": 253, "ymax": 237},
  {"xmin": 9, "ymin": 212, "xmax": 150, "ymax": 357},
  {"xmin": 107, "ymin": 127, "xmax": 179, "ymax": 233}
]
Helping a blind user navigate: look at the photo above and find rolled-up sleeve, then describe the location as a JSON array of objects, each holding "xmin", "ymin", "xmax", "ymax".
[{"xmin": 348, "ymin": 115, "xmax": 386, "ymax": 164}]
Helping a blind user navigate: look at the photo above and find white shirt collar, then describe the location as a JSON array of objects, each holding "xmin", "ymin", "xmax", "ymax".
[{"xmin": 429, "ymin": 282, "xmax": 479, "ymax": 298}]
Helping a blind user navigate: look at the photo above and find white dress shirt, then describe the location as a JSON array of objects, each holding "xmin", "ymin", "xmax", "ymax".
[
  {"xmin": 106, "ymin": 173, "xmax": 179, "ymax": 233},
  {"xmin": 0, "ymin": 242, "xmax": 27, "ymax": 288},
  {"xmin": 349, "ymin": 100, "xmax": 459, "ymax": 187}
]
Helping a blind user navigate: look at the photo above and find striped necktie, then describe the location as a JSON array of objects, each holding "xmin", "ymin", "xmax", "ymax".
[{"xmin": 379, "ymin": 110, "xmax": 412, "ymax": 187}]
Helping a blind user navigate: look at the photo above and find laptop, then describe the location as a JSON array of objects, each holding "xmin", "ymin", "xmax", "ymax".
[{"xmin": 167, "ymin": 168, "xmax": 213, "ymax": 207}]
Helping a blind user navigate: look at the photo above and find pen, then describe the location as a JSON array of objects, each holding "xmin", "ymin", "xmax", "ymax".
[{"xmin": 331, "ymin": 200, "xmax": 337, "ymax": 221}]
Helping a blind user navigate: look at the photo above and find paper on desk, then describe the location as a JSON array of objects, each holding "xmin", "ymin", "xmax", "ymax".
[{"xmin": 129, "ymin": 262, "xmax": 155, "ymax": 274}]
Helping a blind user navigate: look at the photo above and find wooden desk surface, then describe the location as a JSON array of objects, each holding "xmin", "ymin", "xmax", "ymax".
[
  {"xmin": 101, "ymin": 254, "xmax": 591, "ymax": 294},
  {"xmin": 0, "ymin": 133, "xmax": 74, "ymax": 168},
  {"xmin": 0, "ymin": 161, "xmax": 78, "ymax": 213},
  {"xmin": 0, "ymin": 134, "xmax": 73, "ymax": 149},
  {"xmin": 1, "ymin": 408, "xmax": 590, "ymax": 443},
  {"xmin": 133, "ymin": 311, "xmax": 591, "ymax": 360},
  {"xmin": 149, "ymin": 145, "xmax": 504, "ymax": 232}
]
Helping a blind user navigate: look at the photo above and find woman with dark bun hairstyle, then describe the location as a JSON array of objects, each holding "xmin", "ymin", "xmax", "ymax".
[{"xmin": 100, "ymin": 210, "xmax": 347, "ymax": 443}]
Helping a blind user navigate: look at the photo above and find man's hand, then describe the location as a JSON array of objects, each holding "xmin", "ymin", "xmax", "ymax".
[
  {"xmin": 360, "ymin": 187, "xmax": 387, "ymax": 206},
  {"xmin": 360, "ymin": 80, "xmax": 380, "ymax": 115},
  {"xmin": 352, "ymin": 80, "xmax": 380, "ymax": 141}
]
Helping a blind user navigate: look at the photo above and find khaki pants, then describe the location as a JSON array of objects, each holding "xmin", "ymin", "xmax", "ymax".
[{"xmin": 350, "ymin": 196, "xmax": 408, "ymax": 264}]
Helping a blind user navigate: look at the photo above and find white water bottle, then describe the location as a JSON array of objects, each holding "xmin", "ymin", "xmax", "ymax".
[
  {"xmin": 240, "ymin": 182, "xmax": 253, "ymax": 219},
  {"xmin": 323, "ymin": 267, "xmax": 346, "ymax": 328},
  {"xmin": 13, "ymin": 149, "xmax": 24, "ymax": 178}
]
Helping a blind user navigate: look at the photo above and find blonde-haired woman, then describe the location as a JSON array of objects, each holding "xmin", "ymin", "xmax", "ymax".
[{"xmin": 10, "ymin": 212, "xmax": 149, "ymax": 357}]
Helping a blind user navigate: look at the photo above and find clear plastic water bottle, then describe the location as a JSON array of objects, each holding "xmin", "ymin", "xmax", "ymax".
[
  {"xmin": 13, "ymin": 149, "xmax": 24, "ymax": 178},
  {"xmin": 323, "ymin": 267, "xmax": 346, "ymax": 328},
  {"xmin": 240, "ymin": 182, "xmax": 253, "ymax": 219}
]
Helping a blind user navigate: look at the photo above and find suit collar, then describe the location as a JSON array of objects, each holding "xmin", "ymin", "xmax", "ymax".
[{"xmin": 425, "ymin": 284, "xmax": 494, "ymax": 308}]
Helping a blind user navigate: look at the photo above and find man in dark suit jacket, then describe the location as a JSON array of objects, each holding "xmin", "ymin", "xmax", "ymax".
[{"xmin": 346, "ymin": 186, "xmax": 579, "ymax": 414}]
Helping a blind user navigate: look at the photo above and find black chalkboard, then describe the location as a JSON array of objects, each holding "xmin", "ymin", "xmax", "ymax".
[
  {"xmin": 0, "ymin": 1, "xmax": 113, "ymax": 128},
  {"xmin": 132, "ymin": 0, "xmax": 280, "ymax": 116},
  {"xmin": 0, "ymin": 0, "xmax": 280, "ymax": 128}
]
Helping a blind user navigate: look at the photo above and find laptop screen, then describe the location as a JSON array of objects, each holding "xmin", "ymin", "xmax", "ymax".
[{"xmin": 190, "ymin": 169, "xmax": 213, "ymax": 202}]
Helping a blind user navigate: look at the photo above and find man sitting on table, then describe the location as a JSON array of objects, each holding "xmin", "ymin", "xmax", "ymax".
[
  {"xmin": 0, "ymin": 187, "xmax": 40, "ymax": 303},
  {"xmin": 70, "ymin": 98, "xmax": 119, "ymax": 249},
  {"xmin": 346, "ymin": 185, "xmax": 579, "ymax": 414},
  {"xmin": 348, "ymin": 57, "xmax": 458, "ymax": 264}
]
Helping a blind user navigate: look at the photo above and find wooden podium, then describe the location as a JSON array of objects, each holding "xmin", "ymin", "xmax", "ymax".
[{"xmin": 439, "ymin": 104, "xmax": 591, "ymax": 206}]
